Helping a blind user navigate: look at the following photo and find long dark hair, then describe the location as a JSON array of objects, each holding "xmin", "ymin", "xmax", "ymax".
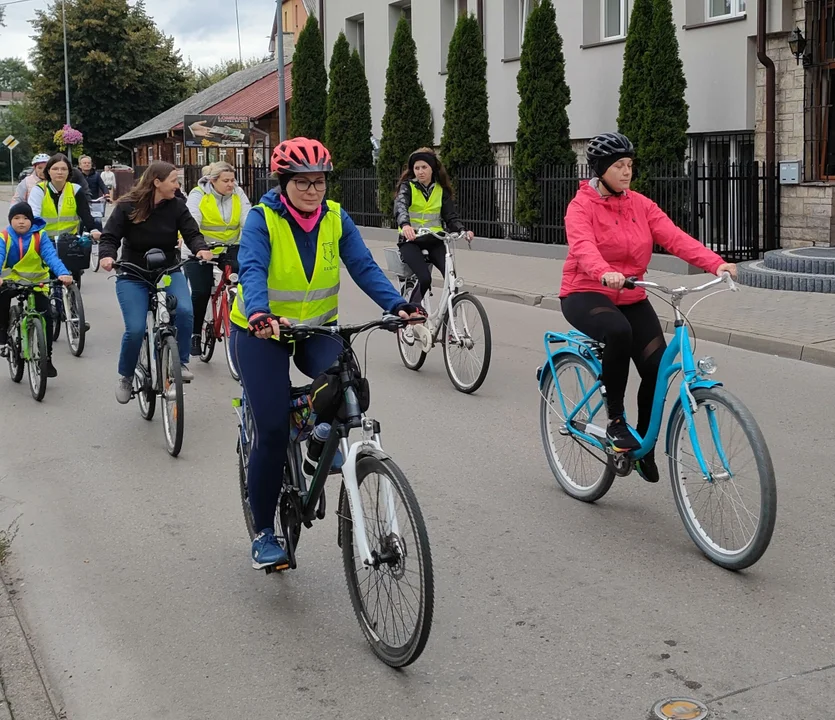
[
  {"xmin": 44, "ymin": 153, "xmax": 71, "ymax": 184},
  {"xmin": 395, "ymin": 147, "xmax": 454, "ymax": 198},
  {"xmin": 119, "ymin": 161, "xmax": 177, "ymax": 223}
]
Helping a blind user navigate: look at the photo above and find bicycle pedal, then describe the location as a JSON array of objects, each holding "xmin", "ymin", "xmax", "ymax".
[
  {"xmin": 303, "ymin": 519, "xmax": 313, "ymax": 529},
  {"xmin": 264, "ymin": 561, "xmax": 290, "ymax": 575}
]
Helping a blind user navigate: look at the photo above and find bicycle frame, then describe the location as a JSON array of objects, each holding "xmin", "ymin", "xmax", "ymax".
[
  {"xmin": 209, "ymin": 263, "xmax": 235, "ymax": 340},
  {"xmin": 7, "ymin": 284, "xmax": 55, "ymax": 360}
]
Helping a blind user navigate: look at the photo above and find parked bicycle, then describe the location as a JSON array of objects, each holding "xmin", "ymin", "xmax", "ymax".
[
  {"xmin": 196, "ymin": 242, "xmax": 239, "ymax": 380},
  {"xmin": 537, "ymin": 273, "xmax": 776, "ymax": 570},
  {"xmin": 234, "ymin": 316, "xmax": 434, "ymax": 667},
  {"xmin": 385, "ymin": 228, "xmax": 491, "ymax": 393},
  {"xmin": 114, "ymin": 253, "xmax": 195, "ymax": 457},
  {"xmin": 4, "ymin": 279, "xmax": 63, "ymax": 402}
]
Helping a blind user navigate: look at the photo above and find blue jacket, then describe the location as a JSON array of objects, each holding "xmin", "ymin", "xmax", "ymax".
[
  {"xmin": 0, "ymin": 217, "xmax": 70, "ymax": 277},
  {"xmin": 238, "ymin": 189, "xmax": 406, "ymax": 318}
]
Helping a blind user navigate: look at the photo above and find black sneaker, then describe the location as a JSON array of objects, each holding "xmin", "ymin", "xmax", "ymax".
[
  {"xmin": 606, "ymin": 416, "xmax": 640, "ymax": 452},
  {"xmin": 190, "ymin": 334, "xmax": 202, "ymax": 357},
  {"xmin": 46, "ymin": 360, "xmax": 58, "ymax": 378},
  {"xmin": 635, "ymin": 451, "xmax": 660, "ymax": 483}
]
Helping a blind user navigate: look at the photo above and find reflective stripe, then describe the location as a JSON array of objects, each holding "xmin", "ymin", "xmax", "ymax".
[
  {"xmin": 198, "ymin": 190, "xmax": 241, "ymax": 243},
  {"xmin": 201, "ymin": 223, "xmax": 241, "ymax": 232},
  {"xmin": 267, "ymin": 284, "xmax": 340, "ymax": 302},
  {"xmin": 0, "ymin": 269, "xmax": 10, "ymax": 278},
  {"xmin": 409, "ymin": 183, "xmax": 444, "ymax": 232},
  {"xmin": 48, "ymin": 215, "xmax": 82, "ymax": 223},
  {"xmin": 281, "ymin": 308, "xmax": 339, "ymax": 327}
]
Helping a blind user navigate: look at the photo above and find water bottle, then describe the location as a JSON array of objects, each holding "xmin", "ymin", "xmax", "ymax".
[{"xmin": 303, "ymin": 423, "xmax": 331, "ymax": 476}]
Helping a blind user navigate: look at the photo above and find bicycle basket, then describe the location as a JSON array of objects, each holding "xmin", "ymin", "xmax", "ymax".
[
  {"xmin": 384, "ymin": 247, "xmax": 413, "ymax": 278},
  {"xmin": 56, "ymin": 234, "xmax": 91, "ymax": 272}
]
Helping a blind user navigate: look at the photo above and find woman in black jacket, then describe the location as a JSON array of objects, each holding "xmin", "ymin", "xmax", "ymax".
[{"xmin": 99, "ymin": 161, "xmax": 213, "ymax": 404}]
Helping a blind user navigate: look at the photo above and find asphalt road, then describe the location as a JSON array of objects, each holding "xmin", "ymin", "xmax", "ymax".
[{"xmin": 0, "ymin": 267, "xmax": 832, "ymax": 720}]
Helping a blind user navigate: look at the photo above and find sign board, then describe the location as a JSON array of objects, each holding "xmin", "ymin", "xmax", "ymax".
[
  {"xmin": 7, "ymin": 139, "xmax": 19, "ymax": 150},
  {"xmin": 2, "ymin": 135, "xmax": 14, "ymax": 147},
  {"xmin": 183, "ymin": 115, "xmax": 250, "ymax": 148}
]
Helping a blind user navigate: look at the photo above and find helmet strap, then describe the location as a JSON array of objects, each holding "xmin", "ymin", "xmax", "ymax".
[{"xmin": 599, "ymin": 176, "xmax": 623, "ymax": 197}]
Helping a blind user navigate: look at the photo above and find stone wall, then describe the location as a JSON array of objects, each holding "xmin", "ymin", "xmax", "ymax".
[{"xmin": 755, "ymin": 0, "xmax": 835, "ymax": 247}]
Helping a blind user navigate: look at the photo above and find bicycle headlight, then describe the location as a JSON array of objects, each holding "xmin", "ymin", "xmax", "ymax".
[
  {"xmin": 454, "ymin": 277, "xmax": 463, "ymax": 288},
  {"xmin": 158, "ymin": 307, "xmax": 171, "ymax": 324},
  {"xmin": 697, "ymin": 356, "xmax": 718, "ymax": 375},
  {"xmin": 228, "ymin": 273, "xmax": 239, "ymax": 284}
]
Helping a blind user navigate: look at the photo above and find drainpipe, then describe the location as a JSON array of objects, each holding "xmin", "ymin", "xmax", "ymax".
[{"xmin": 756, "ymin": 0, "xmax": 776, "ymax": 251}]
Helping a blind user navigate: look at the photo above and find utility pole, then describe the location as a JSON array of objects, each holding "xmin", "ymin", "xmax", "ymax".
[
  {"xmin": 275, "ymin": 0, "xmax": 287, "ymax": 141},
  {"xmin": 61, "ymin": 0, "xmax": 73, "ymax": 162}
]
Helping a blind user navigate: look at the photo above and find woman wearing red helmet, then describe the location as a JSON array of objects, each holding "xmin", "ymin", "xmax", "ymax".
[{"xmin": 229, "ymin": 137, "xmax": 423, "ymax": 570}]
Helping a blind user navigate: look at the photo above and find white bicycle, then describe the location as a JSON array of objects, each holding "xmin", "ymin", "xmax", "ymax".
[{"xmin": 384, "ymin": 229, "xmax": 492, "ymax": 394}]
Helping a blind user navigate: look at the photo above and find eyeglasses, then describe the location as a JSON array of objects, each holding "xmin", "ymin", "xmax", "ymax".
[{"xmin": 292, "ymin": 178, "xmax": 327, "ymax": 192}]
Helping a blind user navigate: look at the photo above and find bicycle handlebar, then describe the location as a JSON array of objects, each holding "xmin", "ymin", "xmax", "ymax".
[
  {"xmin": 602, "ymin": 272, "xmax": 738, "ymax": 296},
  {"xmin": 1, "ymin": 279, "xmax": 64, "ymax": 293},
  {"xmin": 276, "ymin": 314, "xmax": 425, "ymax": 343},
  {"xmin": 414, "ymin": 228, "xmax": 470, "ymax": 242}
]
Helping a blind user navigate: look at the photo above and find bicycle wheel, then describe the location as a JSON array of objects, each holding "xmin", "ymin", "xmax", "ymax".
[
  {"xmin": 442, "ymin": 293, "xmax": 491, "ymax": 394},
  {"xmin": 91, "ymin": 241, "xmax": 100, "ymax": 272},
  {"xmin": 7, "ymin": 310, "xmax": 23, "ymax": 383},
  {"xmin": 136, "ymin": 333, "xmax": 155, "ymax": 420},
  {"xmin": 238, "ymin": 399, "xmax": 258, "ymax": 540},
  {"xmin": 26, "ymin": 317, "xmax": 48, "ymax": 402},
  {"xmin": 200, "ymin": 320, "xmax": 215, "ymax": 363},
  {"xmin": 50, "ymin": 291, "xmax": 62, "ymax": 342},
  {"xmin": 667, "ymin": 386, "xmax": 776, "ymax": 570},
  {"xmin": 160, "ymin": 336, "xmax": 184, "ymax": 457},
  {"xmin": 396, "ymin": 279, "xmax": 426, "ymax": 371},
  {"xmin": 339, "ymin": 453, "xmax": 434, "ymax": 667},
  {"xmin": 224, "ymin": 326, "xmax": 240, "ymax": 381},
  {"xmin": 539, "ymin": 355, "xmax": 614, "ymax": 502},
  {"xmin": 63, "ymin": 284, "xmax": 86, "ymax": 357}
]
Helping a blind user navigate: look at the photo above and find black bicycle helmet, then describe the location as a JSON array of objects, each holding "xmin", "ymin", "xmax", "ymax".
[{"xmin": 586, "ymin": 132, "xmax": 635, "ymax": 177}]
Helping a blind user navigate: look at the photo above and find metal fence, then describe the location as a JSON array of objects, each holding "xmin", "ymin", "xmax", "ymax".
[
  {"xmin": 132, "ymin": 164, "xmax": 271, "ymax": 204},
  {"xmin": 338, "ymin": 162, "xmax": 780, "ymax": 262}
]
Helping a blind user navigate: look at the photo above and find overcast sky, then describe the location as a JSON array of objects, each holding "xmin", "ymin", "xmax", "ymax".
[{"xmin": 1, "ymin": 0, "xmax": 273, "ymax": 70}]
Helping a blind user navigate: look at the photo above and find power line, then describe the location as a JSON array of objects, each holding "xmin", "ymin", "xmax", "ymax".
[{"xmin": 0, "ymin": 0, "xmax": 42, "ymax": 7}]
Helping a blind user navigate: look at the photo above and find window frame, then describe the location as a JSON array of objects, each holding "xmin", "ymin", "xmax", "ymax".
[
  {"xmin": 602, "ymin": 0, "xmax": 627, "ymax": 40},
  {"xmin": 519, "ymin": 0, "xmax": 534, "ymax": 46},
  {"xmin": 706, "ymin": 0, "xmax": 746, "ymax": 21},
  {"xmin": 345, "ymin": 14, "xmax": 366, "ymax": 65}
]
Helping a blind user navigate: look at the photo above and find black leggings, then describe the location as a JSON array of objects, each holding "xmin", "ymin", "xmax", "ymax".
[
  {"xmin": 560, "ymin": 293, "xmax": 666, "ymax": 438},
  {"xmin": 184, "ymin": 247, "xmax": 239, "ymax": 335},
  {"xmin": 0, "ymin": 290, "xmax": 53, "ymax": 358},
  {"xmin": 399, "ymin": 238, "xmax": 445, "ymax": 305}
]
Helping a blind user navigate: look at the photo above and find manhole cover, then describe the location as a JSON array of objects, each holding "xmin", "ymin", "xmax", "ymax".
[{"xmin": 651, "ymin": 698, "xmax": 710, "ymax": 720}]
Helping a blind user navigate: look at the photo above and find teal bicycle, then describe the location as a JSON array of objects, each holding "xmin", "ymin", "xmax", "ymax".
[{"xmin": 537, "ymin": 273, "xmax": 776, "ymax": 570}]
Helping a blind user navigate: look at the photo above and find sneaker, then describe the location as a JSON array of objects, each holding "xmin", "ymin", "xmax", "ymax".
[
  {"xmin": 190, "ymin": 334, "xmax": 202, "ymax": 357},
  {"xmin": 251, "ymin": 529, "xmax": 289, "ymax": 570},
  {"xmin": 401, "ymin": 326, "xmax": 416, "ymax": 346},
  {"xmin": 115, "ymin": 375, "xmax": 133, "ymax": 404},
  {"xmin": 46, "ymin": 360, "xmax": 58, "ymax": 378},
  {"xmin": 635, "ymin": 451, "xmax": 660, "ymax": 484},
  {"xmin": 412, "ymin": 323, "xmax": 432, "ymax": 352},
  {"xmin": 606, "ymin": 416, "xmax": 641, "ymax": 452},
  {"xmin": 180, "ymin": 364, "xmax": 194, "ymax": 383},
  {"xmin": 0, "ymin": 345, "xmax": 7, "ymax": 358}
]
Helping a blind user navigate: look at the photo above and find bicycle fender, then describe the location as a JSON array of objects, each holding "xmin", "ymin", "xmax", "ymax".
[
  {"xmin": 664, "ymin": 379, "xmax": 724, "ymax": 455},
  {"xmin": 335, "ymin": 444, "xmax": 392, "ymax": 549},
  {"xmin": 538, "ymin": 347, "xmax": 602, "ymax": 389}
]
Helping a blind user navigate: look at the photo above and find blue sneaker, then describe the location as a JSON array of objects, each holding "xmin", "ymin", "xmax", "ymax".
[
  {"xmin": 251, "ymin": 529, "xmax": 289, "ymax": 570},
  {"xmin": 330, "ymin": 447, "xmax": 344, "ymax": 474}
]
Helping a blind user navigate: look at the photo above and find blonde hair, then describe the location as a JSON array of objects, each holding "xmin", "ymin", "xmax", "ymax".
[
  {"xmin": 201, "ymin": 165, "xmax": 212, "ymax": 177},
  {"xmin": 207, "ymin": 161, "xmax": 235, "ymax": 181}
]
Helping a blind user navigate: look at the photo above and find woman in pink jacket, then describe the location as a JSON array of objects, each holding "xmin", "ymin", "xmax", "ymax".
[{"xmin": 560, "ymin": 132, "xmax": 737, "ymax": 483}]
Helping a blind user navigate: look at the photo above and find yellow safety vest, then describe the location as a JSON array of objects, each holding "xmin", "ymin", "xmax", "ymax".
[
  {"xmin": 230, "ymin": 201, "xmax": 342, "ymax": 335},
  {"xmin": 197, "ymin": 189, "xmax": 242, "ymax": 251},
  {"xmin": 0, "ymin": 230, "xmax": 49, "ymax": 286},
  {"xmin": 409, "ymin": 182, "xmax": 443, "ymax": 233},
  {"xmin": 38, "ymin": 181, "xmax": 80, "ymax": 237}
]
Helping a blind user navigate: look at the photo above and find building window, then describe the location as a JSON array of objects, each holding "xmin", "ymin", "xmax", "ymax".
[
  {"xmin": 458, "ymin": 0, "xmax": 468, "ymax": 14},
  {"xmin": 236, "ymin": 148, "xmax": 245, "ymax": 167},
  {"xmin": 519, "ymin": 0, "xmax": 534, "ymax": 45},
  {"xmin": 174, "ymin": 142, "xmax": 182, "ymax": 166},
  {"xmin": 603, "ymin": 0, "xmax": 627, "ymax": 39},
  {"xmin": 197, "ymin": 148, "xmax": 205, "ymax": 166},
  {"xmin": 346, "ymin": 14, "xmax": 365, "ymax": 65},
  {"xmin": 389, "ymin": 1, "xmax": 412, "ymax": 48},
  {"xmin": 294, "ymin": 3, "xmax": 299, "ymax": 28},
  {"xmin": 504, "ymin": 0, "xmax": 533, "ymax": 59},
  {"xmin": 707, "ymin": 0, "xmax": 746, "ymax": 20},
  {"xmin": 284, "ymin": 10, "xmax": 288, "ymax": 28},
  {"xmin": 147, "ymin": 147, "xmax": 154, "ymax": 163},
  {"xmin": 804, "ymin": 0, "xmax": 835, "ymax": 181},
  {"xmin": 441, "ymin": 0, "xmax": 467, "ymax": 72}
]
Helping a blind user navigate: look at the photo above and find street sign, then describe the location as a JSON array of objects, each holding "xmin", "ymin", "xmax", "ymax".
[
  {"xmin": 7, "ymin": 139, "xmax": 19, "ymax": 150},
  {"xmin": 2, "ymin": 135, "xmax": 14, "ymax": 147}
]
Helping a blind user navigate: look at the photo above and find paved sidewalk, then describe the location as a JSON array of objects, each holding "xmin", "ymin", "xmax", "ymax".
[{"xmin": 363, "ymin": 236, "xmax": 835, "ymax": 367}]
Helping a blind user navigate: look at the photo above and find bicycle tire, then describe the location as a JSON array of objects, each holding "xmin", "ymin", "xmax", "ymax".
[
  {"xmin": 224, "ymin": 329, "xmax": 240, "ymax": 381},
  {"xmin": 396, "ymin": 279, "xmax": 427, "ymax": 371},
  {"xmin": 50, "ymin": 291, "xmax": 62, "ymax": 342},
  {"xmin": 539, "ymin": 356, "xmax": 615, "ymax": 502},
  {"xmin": 7, "ymin": 309, "xmax": 23, "ymax": 383},
  {"xmin": 442, "ymin": 292, "xmax": 491, "ymax": 394},
  {"xmin": 339, "ymin": 453, "xmax": 434, "ymax": 667},
  {"xmin": 667, "ymin": 386, "xmax": 776, "ymax": 570},
  {"xmin": 92, "ymin": 241, "xmax": 100, "ymax": 272},
  {"xmin": 136, "ymin": 333, "xmax": 156, "ymax": 420},
  {"xmin": 160, "ymin": 336, "xmax": 184, "ymax": 457},
  {"xmin": 237, "ymin": 401, "xmax": 257, "ymax": 540},
  {"xmin": 27, "ymin": 317, "xmax": 48, "ymax": 402},
  {"xmin": 64, "ymin": 284, "xmax": 86, "ymax": 357},
  {"xmin": 200, "ymin": 321, "xmax": 215, "ymax": 363}
]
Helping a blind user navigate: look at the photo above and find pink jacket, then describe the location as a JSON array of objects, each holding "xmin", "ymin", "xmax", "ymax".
[{"xmin": 560, "ymin": 180, "xmax": 725, "ymax": 305}]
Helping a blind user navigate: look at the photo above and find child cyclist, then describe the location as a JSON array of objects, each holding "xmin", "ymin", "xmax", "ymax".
[{"xmin": 0, "ymin": 202, "xmax": 73, "ymax": 377}]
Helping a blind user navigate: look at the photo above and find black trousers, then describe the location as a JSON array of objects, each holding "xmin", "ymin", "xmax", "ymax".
[
  {"xmin": 560, "ymin": 293, "xmax": 666, "ymax": 439},
  {"xmin": 399, "ymin": 238, "xmax": 445, "ymax": 305},
  {"xmin": 0, "ymin": 290, "xmax": 53, "ymax": 357},
  {"xmin": 184, "ymin": 246, "xmax": 239, "ymax": 335}
]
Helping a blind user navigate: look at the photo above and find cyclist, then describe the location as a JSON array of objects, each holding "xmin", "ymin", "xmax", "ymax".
[
  {"xmin": 0, "ymin": 202, "xmax": 73, "ymax": 377},
  {"xmin": 185, "ymin": 161, "xmax": 251, "ymax": 356},
  {"xmin": 560, "ymin": 132, "xmax": 737, "ymax": 484},
  {"xmin": 98, "ymin": 161, "xmax": 213, "ymax": 404},
  {"xmin": 229, "ymin": 138, "xmax": 424, "ymax": 570},
  {"xmin": 12, "ymin": 154, "xmax": 50, "ymax": 203}
]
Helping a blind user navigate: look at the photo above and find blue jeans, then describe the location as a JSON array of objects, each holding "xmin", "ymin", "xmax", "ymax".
[
  {"xmin": 231, "ymin": 326, "xmax": 341, "ymax": 533},
  {"xmin": 115, "ymin": 272, "xmax": 193, "ymax": 377}
]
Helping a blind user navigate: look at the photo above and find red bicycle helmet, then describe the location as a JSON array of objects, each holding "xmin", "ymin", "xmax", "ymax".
[{"xmin": 270, "ymin": 138, "xmax": 333, "ymax": 174}]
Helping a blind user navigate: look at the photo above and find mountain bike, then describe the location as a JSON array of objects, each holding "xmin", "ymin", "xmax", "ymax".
[
  {"xmin": 233, "ymin": 316, "xmax": 434, "ymax": 667},
  {"xmin": 114, "ymin": 254, "xmax": 195, "ymax": 457},
  {"xmin": 197, "ymin": 242, "xmax": 239, "ymax": 380},
  {"xmin": 51, "ymin": 232, "xmax": 91, "ymax": 355},
  {"xmin": 4, "ymin": 280, "xmax": 62, "ymax": 402},
  {"xmin": 385, "ymin": 228, "xmax": 491, "ymax": 393},
  {"xmin": 537, "ymin": 273, "xmax": 776, "ymax": 570}
]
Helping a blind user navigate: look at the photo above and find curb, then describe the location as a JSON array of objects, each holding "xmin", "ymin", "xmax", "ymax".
[
  {"xmin": 0, "ymin": 574, "xmax": 62, "ymax": 719},
  {"xmin": 382, "ymin": 270, "xmax": 835, "ymax": 369}
]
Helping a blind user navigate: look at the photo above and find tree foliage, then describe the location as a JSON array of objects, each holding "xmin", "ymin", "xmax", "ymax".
[
  {"xmin": 377, "ymin": 15, "xmax": 433, "ymax": 220},
  {"xmin": 289, "ymin": 14, "xmax": 327, "ymax": 141},
  {"xmin": 616, "ymin": 0, "xmax": 652, "ymax": 147},
  {"xmin": 186, "ymin": 56, "xmax": 270, "ymax": 95},
  {"xmin": 0, "ymin": 59, "xmax": 34, "ymax": 92},
  {"xmin": 325, "ymin": 33, "xmax": 373, "ymax": 203},
  {"xmin": 0, "ymin": 102, "xmax": 35, "ymax": 181},
  {"xmin": 27, "ymin": 0, "xmax": 192, "ymax": 164},
  {"xmin": 513, "ymin": 0, "xmax": 574, "ymax": 233}
]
